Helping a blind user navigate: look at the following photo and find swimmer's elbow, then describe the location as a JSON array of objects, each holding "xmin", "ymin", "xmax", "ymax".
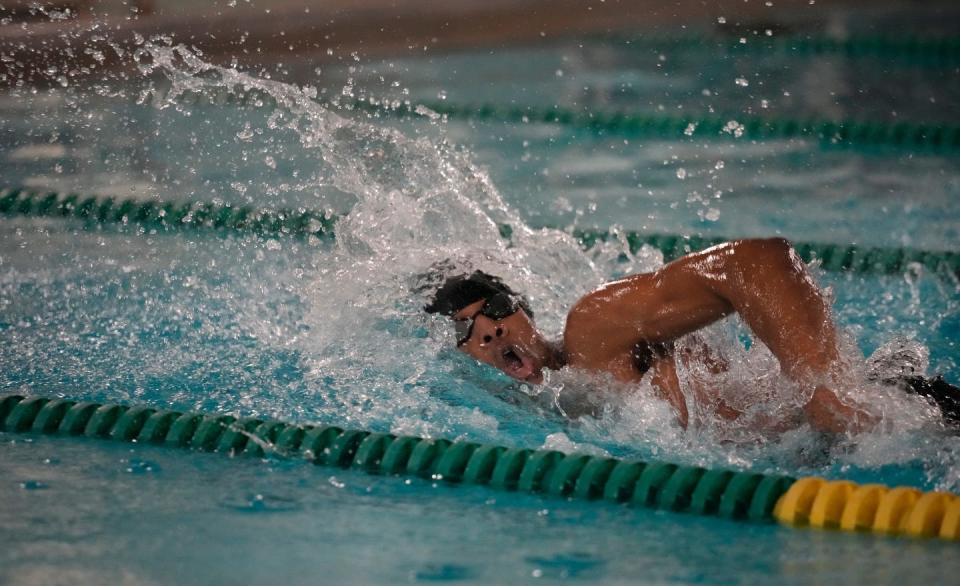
[{"xmin": 729, "ymin": 237, "xmax": 795, "ymax": 269}]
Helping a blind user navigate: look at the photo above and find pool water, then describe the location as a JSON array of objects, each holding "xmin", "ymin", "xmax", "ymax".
[
  {"xmin": 2, "ymin": 16, "xmax": 960, "ymax": 585},
  {"xmin": 2, "ymin": 436, "xmax": 956, "ymax": 585}
]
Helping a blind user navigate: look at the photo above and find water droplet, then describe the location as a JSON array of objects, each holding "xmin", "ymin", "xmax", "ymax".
[
  {"xmin": 124, "ymin": 458, "xmax": 159, "ymax": 474},
  {"xmin": 413, "ymin": 564, "xmax": 473, "ymax": 581},
  {"xmin": 236, "ymin": 122, "xmax": 254, "ymax": 141},
  {"xmin": 220, "ymin": 493, "xmax": 300, "ymax": 513},
  {"xmin": 524, "ymin": 553, "xmax": 606, "ymax": 579},
  {"xmin": 723, "ymin": 120, "xmax": 745, "ymax": 138}
]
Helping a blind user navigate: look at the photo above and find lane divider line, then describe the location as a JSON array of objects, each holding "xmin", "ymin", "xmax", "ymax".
[
  {"xmin": 608, "ymin": 32, "xmax": 960, "ymax": 66},
  {"xmin": 351, "ymin": 99, "xmax": 960, "ymax": 154},
  {"xmin": 167, "ymin": 91, "xmax": 960, "ymax": 153},
  {"xmin": 3, "ymin": 187, "xmax": 957, "ymax": 280},
  {"xmin": 1, "ymin": 394, "xmax": 956, "ymax": 541}
]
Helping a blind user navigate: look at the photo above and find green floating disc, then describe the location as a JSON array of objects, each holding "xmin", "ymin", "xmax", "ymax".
[
  {"xmin": 165, "ymin": 413, "xmax": 205, "ymax": 447},
  {"xmin": 84, "ymin": 404, "xmax": 129, "ymax": 438},
  {"xmin": 352, "ymin": 433, "xmax": 396, "ymax": 471},
  {"xmin": 190, "ymin": 415, "xmax": 236, "ymax": 451},
  {"xmin": 215, "ymin": 417, "xmax": 265, "ymax": 454},
  {"xmin": 136, "ymin": 410, "xmax": 183, "ymax": 443},
  {"xmin": 572, "ymin": 457, "xmax": 618, "ymax": 500},
  {"xmin": 0, "ymin": 395, "xmax": 26, "ymax": 427},
  {"xmin": 380, "ymin": 436, "xmax": 421, "ymax": 475},
  {"xmin": 407, "ymin": 439, "xmax": 453, "ymax": 479},
  {"xmin": 59, "ymin": 402, "xmax": 103, "ymax": 436},
  {"xmin": 689, "ymin": 469, "xmax": 735, "ymax": 515},
  {"xmin": 603, "ymin": 461, "xmax": 646, "ymax": 503},
  {"xmin": 31, "ymin": 399, "xmax": 76, "ymax": 434},
  {"xmin": 5, "ymin": 397, "xmax": 50, "ymax": 432},
  {"xmin": 274, "ymin": 424, "xmax": 310, "ymax": 454},
  {"xmin": 300, "ymin": 425, "xmax": 344, "ymax": 462},
  {"xmin": 434, "ymin": 442, "xmax": 481, "ymax": 483},
  {"xmin": 111, "ymin": 406, "xmax": 157, "ymax": 442},
  {"xmin": 718, "ymin": 472, "xmax": 765, "ymax": 520},
  {"xmin": 658, "ymin": 466, "xmax": 706, "ymax": 512},
  {"xmin": 748, "ymin": 475, "xmax": 796, "ymax": 522},
  {"xmin": 320, "ymin": 429, "xmax": 370, "ymax": 467},
  {"xmin": 462, "ymin": 445, "xmax": 507, "ymax": 485},
  {"xmin": 490, "ymin": 448, "xmax": 533, "ymax": 491},
  {"xmin": 545, "ymin": 454, "xmax": 592, "ymax": 497},
  {"xmin": 243, "ymin": 421, "xmax": 289, "ymax": 458},
  {"xmin": 518, "ymin": 450, "xmax": 566, "ymax": 493},
  {"xmin": 632, "ymin": 462, "xmax": 679, "ymax": 507}
]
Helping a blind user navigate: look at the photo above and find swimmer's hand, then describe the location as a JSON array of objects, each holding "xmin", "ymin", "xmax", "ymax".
[{"xmin": 803, "ymin": 385, "xmax": 878, "ymax": 434}]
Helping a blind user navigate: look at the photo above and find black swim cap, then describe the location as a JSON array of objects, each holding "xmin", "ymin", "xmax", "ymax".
[{"xmin": 423, "ymin": 270, "xmax": 533, "ymax": 319}]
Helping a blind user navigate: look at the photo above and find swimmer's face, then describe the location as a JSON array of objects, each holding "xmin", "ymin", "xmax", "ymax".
[{"xmin": 453, "ymin": 298, "xmax": 550, "ymax": 384}]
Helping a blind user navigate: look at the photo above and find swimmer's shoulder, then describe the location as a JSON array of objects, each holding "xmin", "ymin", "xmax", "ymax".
[
  {"xmin": 566, "ymin": 272, "xmax": 656, "ymax": 323},
  {"xmin": 562, "ymin": 273, "xmax": 659, "ymax": 372}
]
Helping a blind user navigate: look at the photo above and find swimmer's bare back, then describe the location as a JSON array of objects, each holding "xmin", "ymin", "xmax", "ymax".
[{"xmin": 563, "ymin": 237, "xmax": 873, "ymax": 433}]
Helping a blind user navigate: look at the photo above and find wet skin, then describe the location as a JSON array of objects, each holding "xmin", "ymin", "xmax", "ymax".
[{"xmin": 454, "ymin": 238, "xmax": 872, "ymax": 433}]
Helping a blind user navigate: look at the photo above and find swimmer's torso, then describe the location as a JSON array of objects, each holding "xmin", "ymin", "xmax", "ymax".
[
  {"xmin": 574, "ymin": 340, "xmax": 745, "ymax": 429},
  {"xmin": 562, "ymin": 271, "xmax": 742, "ymax": 429}
]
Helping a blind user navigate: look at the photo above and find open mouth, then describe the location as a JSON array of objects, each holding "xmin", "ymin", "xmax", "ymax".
[
  {"xmin": 502, "ymin": 346, "xmax": 524, "ymax": 369},
  {"xmin": 501, "ymin": 345, "xmax": 538, "ymax": 382}
]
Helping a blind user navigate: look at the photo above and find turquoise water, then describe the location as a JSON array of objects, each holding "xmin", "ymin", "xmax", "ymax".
[
  {"xmin": 2, "ymin": 26, "xmax": 960, "ymax": 585},
  {"xmin": 2, "ymin": 436, "xmax": 957, "ymax": 585}
]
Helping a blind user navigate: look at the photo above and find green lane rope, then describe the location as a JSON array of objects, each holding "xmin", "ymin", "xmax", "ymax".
[
  {"xmin": 1, "ymin": 394, "xmax": 956, "ymax": 540},
  {"xmin": 174, "ymin": 89, "xmax": 960, "ymax": 154},
  {"xmin": 575, "ymin": 229, "xmax": 960, "ymax": 280},
  {"xmin": 608, "ymin": 32, "xmax": 960, "ymax": 66},
  {"xmin": 351, "ymin": 99, "xmax": 960, "ymax": 154},
  {"xmin": 0, "ymin": 186, "xmax": 336, "ymax": 240},
  {"xmin": 3, "ymin": 187, "xmax": 958, "ymax": 280}
]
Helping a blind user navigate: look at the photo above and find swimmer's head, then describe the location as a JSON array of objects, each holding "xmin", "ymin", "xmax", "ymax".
[
  {"xmin": 422, "ymin": 267, "xmax": 556, "ymax": 384},
  {"xmin": 423, "ymin": 270, "xmax": 533, "ymax": 319}
]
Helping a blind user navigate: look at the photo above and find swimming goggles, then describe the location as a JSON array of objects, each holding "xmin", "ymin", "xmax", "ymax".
[{"xmin": 454, "ymin": 292, "xmax": 526, "ymax": 346}]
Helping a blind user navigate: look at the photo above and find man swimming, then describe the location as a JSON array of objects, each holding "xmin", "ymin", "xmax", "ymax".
[{"xmin": 424, "ymin": 238, "xmax": 959, "ymax": 433}]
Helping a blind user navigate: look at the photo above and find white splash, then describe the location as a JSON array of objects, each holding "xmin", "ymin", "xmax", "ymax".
[{"xmin": 136, "ymin": 41, "xmax": 959, "ymax": 490}]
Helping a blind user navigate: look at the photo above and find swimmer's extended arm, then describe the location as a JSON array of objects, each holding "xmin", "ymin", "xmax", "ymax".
[{"xmin": 565, "ymin": 238, "xmax": 869, "ymax": 433}]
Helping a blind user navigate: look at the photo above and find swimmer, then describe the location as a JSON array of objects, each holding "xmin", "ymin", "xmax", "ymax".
[{"xmin": 424, "ymin": 238, "xmax": 959, "ymax": 433}]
